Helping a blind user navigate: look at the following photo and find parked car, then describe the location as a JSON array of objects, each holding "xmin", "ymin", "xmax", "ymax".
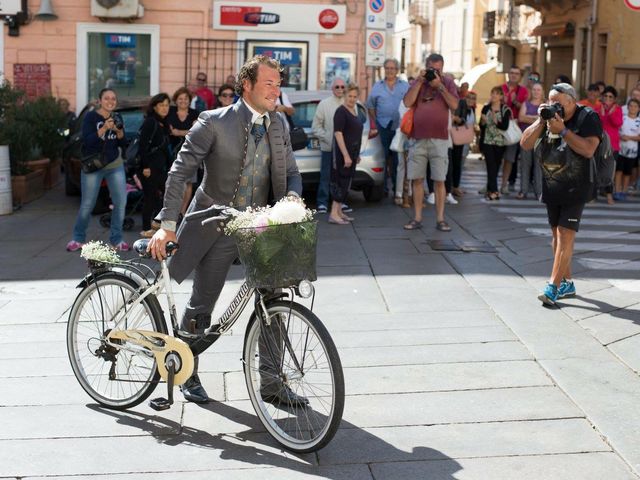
[
  {"xmin": 62, "ymin": 97, "xmax": 148, "ymax": 196},
  {"xmin": 287, "ymin": 90, "xmax": 385, "ymax": 202}
]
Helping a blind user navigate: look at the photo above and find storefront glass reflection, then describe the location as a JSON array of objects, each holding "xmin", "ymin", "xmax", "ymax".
[{"xmin": 246, "ymin": 40, "xmax": 308, "ymax": 90}]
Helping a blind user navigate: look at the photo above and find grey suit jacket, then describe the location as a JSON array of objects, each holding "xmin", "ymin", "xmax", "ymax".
[{"xmin": 159, "ymin": 100, "xmax": 303, "ymax": 283}]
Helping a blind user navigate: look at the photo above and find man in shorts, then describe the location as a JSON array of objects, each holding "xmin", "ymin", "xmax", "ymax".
[
  {"xmin": 402, "ymin": 53, "xmax": 459, "ymax": 231},
  {"xmin": 520, "ymin": 83, "xmax": 603, "ymax": 306}
]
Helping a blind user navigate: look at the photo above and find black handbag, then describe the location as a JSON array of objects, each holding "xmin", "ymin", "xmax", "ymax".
[
  {"xmin": 280, "ymin": 94, "xmax": 308, "ymax": 151},
  {"xmin": 80, "ymin": 141, "xmax": 110, "ymax": 174}
]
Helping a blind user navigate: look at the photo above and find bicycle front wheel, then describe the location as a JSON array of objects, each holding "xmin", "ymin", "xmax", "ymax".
[
  {"xmin": 243, "ymin": 301, "xmax": 345, "ymax": 453},
  {"xmin": 67, "ymin": 273, "xmax": 166, "ymax": 410}
]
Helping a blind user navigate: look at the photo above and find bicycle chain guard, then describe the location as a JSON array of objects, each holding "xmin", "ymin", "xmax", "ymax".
[{"xmin": 108, "ymin": 330, "xmax": 195, "ymax": 385}]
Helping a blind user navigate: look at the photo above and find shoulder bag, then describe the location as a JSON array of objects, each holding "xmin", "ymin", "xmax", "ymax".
[
  {"xmin": 500, "ymin": 107, "xmax": 522, "ymax": 145},
  {"xmin": 450, "ymin": 125, "xmax": 475, "ymax": 146},
  {"xmin": 400, "ymin": 107, "xmax": 415, "ymax": 137},
  {"xmin": 80, "ymin": 140, "xmax": 109, "ymax": 174}
]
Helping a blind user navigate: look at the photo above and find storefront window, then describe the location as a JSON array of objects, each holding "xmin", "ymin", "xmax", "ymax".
[
  {"xmin": 246, "ymin": 40, "xmax": 308, "ymax": 90},
  {"xmin": 87, "ymin": 32, "xmax": 151, "ymax": 101}
]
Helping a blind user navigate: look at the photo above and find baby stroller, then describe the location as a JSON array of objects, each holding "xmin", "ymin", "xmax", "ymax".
[{"xmin": 99, "ymin": 174, "xmax": 144, "ymax": 231}]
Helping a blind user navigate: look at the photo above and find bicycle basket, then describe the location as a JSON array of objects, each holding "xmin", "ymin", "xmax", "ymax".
[{"xmin": 231, "ymin": 221, "xmax": 317, "ymax": 289}]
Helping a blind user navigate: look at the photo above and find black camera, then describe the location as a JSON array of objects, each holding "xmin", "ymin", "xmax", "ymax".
[
  {"xmin": 424, "ymin": 68, "xmax": 438, "ymax": 82},
  {"xmin": 111, "ymin": 113, "xmax": 124, "ymax": 130},
  {"xmin": 539, "ymin": 103, "xmax": 564, "ymax": 120}
]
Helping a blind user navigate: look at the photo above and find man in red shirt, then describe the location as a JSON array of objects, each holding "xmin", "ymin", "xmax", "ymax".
[
  {"xmin": 501, "ymin": 66, "xmax": 529, "ymax": 193},
  {"xmin": 402, "ymin": 53, "xmax": 459, "ymax": 232},
  {"xmin": 194, "ymin": 72, "xmax": 216, "ymax": 110}
]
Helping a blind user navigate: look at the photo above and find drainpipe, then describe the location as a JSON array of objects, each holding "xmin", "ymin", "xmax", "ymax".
[{"xmin": 586, "ymin": 0, "xmax": 598, "ymax": 85}]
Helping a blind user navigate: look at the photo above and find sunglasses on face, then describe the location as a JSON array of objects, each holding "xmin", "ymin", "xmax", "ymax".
[
  {"xmin": 196, "ymin": 77, "xmax": 206, "ymax": 82},
  {"xmin": 219, "ymin": 93, "xmax": 234, "ymax": 98},
  {"xmin": 334, "ymin": 85, "xmax": 345, "ymax": 90}
]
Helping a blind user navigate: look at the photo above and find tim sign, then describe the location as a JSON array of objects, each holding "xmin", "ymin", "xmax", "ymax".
[{"xmin": 214, "ymin": 2, "xmax": 346, "ymax": 33}]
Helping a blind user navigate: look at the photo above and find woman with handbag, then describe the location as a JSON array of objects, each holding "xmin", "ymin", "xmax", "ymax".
[
  {"xmin": 450, "ymin": 90, "xmax": 477, "ymax": 197},
  {"xmin": 139, "ymin": 93, "xmax": 172, "ymax": 238},
  {"xmin": 66, "ymin": 88, "xmax": 129, "ymax": 252},
  {"xmin": 479, "ymin": 86, "xmax": 511, "ymax": 201},
  {"xmin": 517, "ymin": 82, "xmax": 545, "ymax": 199}
]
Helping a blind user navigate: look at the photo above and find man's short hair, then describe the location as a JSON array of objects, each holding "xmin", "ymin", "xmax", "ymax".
[
  {"xmin": 425, "ymin": 53, "xmax": 444, "ymax": 66},
  {"xmin": 587, "ymin": 83, "xmax": 600, "ymax": 92},
  {"xmin": 550, "ymin": 83, "xmax": 577, "ymax": 100},
  {"xmin": 509, "ymin": 65, "xmax": 521, "ymax": 74},
  {"xmin": 236, "ymin": 55, "xmax": 283, "ymax": 96}
]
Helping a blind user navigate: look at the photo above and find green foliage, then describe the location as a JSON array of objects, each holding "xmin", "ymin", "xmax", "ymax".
[{"xmin": 0, "ymin": 80, "xmax": 67, "ymax": 175}]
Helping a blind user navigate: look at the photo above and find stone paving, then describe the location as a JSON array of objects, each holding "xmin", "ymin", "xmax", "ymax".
[{"xmin": 1, "ymin": 157, "xmax": 640, "ymax": 479}]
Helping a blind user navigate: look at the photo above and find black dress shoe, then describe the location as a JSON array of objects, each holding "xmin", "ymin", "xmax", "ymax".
[
  {"xmin": 261, "ymin": 386, "xmax": 309, "ymax": 408},
  {"xmin": 180, "ymin": 374, "xmax": 210, "ymax": 403}
]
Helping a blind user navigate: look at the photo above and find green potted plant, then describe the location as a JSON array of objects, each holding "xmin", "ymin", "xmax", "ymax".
[
  {"xmin": 0, "ymin": 81, "xmax": 45, "ymax": 205},
  {"xmin": 28, "ymin": 95, "xmax": 66, "ymax": 189}
]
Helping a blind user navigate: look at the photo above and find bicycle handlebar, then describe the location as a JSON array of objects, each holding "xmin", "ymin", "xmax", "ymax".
[{"xmin": 184, "ymin": 204, "xmax": 240, "ymax": 226}]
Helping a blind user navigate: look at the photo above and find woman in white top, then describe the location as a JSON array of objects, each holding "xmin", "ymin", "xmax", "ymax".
[{"xmin": 615, "ymin": 98, "xmax": 640, "ymax": 199}]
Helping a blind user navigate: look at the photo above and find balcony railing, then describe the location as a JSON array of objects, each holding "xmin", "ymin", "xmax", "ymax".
[
  {"xmin": 409, "ymin": 0, "xmax": 429, "ymax": 26},
  {"xmin": 483, "ymin": 8, "xmax": 540, "ymax": 43}
]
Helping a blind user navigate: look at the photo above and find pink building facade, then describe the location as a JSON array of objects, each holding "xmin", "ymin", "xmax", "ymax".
[{"xmin": 5, "ymin": 0, "xmax": 369, "ymax": 111}]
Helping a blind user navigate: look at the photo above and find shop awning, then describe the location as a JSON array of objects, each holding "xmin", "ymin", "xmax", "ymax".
[{"xmin": 531, "ymin": 22, "xmax": 572, "ymax": 37}]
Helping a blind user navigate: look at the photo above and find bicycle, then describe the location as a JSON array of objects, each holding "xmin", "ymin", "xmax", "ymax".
[{"xmin": 66, "ymin": 205, "xmax": 345, "ymax": 453}]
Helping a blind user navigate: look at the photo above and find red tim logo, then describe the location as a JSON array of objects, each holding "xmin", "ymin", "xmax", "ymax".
[{"xmin": 318, "ymin": 9, "xmax": 339, "ymax": 29}]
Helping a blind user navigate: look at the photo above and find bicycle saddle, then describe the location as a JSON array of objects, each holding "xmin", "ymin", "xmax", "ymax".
[{"xmin": 133, "ymin": 239, "xmax": 178, "ymax": 259}]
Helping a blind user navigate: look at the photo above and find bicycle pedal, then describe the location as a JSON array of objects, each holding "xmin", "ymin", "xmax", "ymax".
[{"xmin": 149, "ymin": 397, "xmax": 172, "ymax": 411}]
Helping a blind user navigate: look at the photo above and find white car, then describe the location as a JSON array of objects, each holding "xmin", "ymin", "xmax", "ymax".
[{"xmin": 287, "ymin": 90, "xmax": 385, "ymax": 202}]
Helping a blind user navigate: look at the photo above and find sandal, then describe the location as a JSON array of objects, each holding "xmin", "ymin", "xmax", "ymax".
[
  {"xmin": 436, "ymin": 221, "xmax": 452, "ymax": 232},
  {"xmin": 403, "ymin": 219, "xmax": 422, "ymax": 230}
]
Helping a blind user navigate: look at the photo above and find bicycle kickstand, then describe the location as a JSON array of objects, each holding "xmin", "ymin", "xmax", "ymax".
[{"xmin": 149, "ymin": 358, "xmax": 176, "ymax": 411}]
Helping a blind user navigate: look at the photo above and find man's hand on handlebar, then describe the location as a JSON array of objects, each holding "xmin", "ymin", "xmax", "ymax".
[{"xmin": 148, "ymin": 228, "xmax": 178, "ymax": 261}]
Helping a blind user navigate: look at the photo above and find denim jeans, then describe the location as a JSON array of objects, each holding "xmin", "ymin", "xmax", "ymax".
[
  {"xmin": 72, "ymin": 165, "xmax": 127, "ymax": 245},
  {"xmin": 316, "ymin": 150, "xmax": 332, "ymax": 208},
  {"xmin": 377, "ymin": 121, "xmax": 398, "ymax": 194}
]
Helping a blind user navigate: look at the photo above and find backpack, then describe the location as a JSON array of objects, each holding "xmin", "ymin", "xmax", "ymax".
[
  {"xmin": 125, "ymin": 119, "xmax": 158, "ymax": 170},
  {"xmin": 576, "ymin": 106, "xmax": 615, "ymax": 188}
]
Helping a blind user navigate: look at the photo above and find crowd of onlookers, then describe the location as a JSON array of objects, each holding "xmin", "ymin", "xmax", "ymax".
[{"xmin": 65, "ymin": 59, "xmax": 640, "ymax": 251}]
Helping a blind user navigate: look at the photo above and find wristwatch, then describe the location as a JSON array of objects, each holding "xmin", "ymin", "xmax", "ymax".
[{"xmin": 559, "ymin": 128, "xmax": 568, "ymax": 138}]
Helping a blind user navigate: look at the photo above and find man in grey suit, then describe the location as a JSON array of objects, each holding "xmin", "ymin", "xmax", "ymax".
[{"xmin": 148, "ymin": 55, "xmax": 303, "ymax": 404}]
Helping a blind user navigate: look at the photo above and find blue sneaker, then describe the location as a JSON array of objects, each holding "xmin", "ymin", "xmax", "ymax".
[
  {"xmin": 557, "ymin": 279, "xmax": 576, "ymax": 299},
  {"xmin": 538, "ymin": 283, "xmax": 558, "ymax": 306}
]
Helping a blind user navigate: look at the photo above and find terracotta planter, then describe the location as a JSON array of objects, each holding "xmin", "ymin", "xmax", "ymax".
[
  {"xmin": 44, "ymin": 158, "xmax": 62, "ymax": 190},
  {"xmin": 26, "ymin": 157, "xmax": 51, "ymax": 173},
  {"xmin": 11, "ymin": 169, "xmax": 45, "ymax": 205}
]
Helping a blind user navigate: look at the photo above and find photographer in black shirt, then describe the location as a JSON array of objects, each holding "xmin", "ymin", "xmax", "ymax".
[{"xmin": 520, "ymin": 83, "xmax": 603, "ymax": 306}]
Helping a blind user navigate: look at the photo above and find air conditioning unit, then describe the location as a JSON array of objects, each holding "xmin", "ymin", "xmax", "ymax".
[
  {"xmin": 0, "ymin": 0, "xmax": 23, "ymax": 16},
  {"xmin": 91, "ymin": 0, "xmax": 144, "ymax": 19}
]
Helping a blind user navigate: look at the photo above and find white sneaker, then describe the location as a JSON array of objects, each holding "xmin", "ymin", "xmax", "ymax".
[
  {"xmin": 426, "ymin": 193, "xmax": 435, "ymax": 205},
  {"xmin": 446, "ymin": 193, "xmax": 458, "ymax": 205}
]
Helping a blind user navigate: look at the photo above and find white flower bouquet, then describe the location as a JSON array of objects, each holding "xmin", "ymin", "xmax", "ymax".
[
  {"xmin": 80, "ymin": 241, "xmax": 121, "ymax": 267},
  {"xmin": 225, "ymin": 197, "xmax": 317, "ymax": 288}
]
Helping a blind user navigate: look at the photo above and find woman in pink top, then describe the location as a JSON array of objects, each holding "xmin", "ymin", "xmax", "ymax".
[{"xmin": 600, "ymin": 86, "xmax": 623, "ymax": 204}]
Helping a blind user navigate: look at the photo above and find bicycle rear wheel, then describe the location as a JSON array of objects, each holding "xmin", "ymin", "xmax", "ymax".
[
  {"xmin": 67, "ymin": 273, "xmax": 166, "ymax": 410},
  {"xmin": 243, "ymin": 301, "xmax": 345, "ymax": 453}
]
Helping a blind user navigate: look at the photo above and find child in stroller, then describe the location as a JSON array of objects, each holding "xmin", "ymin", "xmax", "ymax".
[{"xmin": 99, "ymin": 174, "xmax": 144, "ymax": 231}]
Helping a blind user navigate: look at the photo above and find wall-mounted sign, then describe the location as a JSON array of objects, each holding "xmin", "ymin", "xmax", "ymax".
[
  {"xmin": 366, "ymin": 0, "xmax": 386, "ymax": 29},
  {"xmin": 623, "ymin": 0, "xmax": 640, "ymax": 10},
  {"xmin": 13, "ymin": 64, "xmax": 51, "ymax": 99},
  {"xmin": 214, "ymin": 2, "xmax": 346, "ymax": 33},
  {"xmin": 365, "ymin": 30, "xmax": 385, "ymax": 67}
]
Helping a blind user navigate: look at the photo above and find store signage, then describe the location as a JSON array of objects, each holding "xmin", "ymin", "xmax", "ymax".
[
  {"xmin": 105, "ymin": 34, "xmax": 136, "ymax": 48},
  {"xmin": 365, "ymin": 30, "xmax": 385, "ymax": 67},
  {"xmin": 253, "ymin": 46, "xmax": 301, "ymax": 65},
  {"xmin": 623, "ymin": 0, "xmax": 640, "ymax": 10},
  {"xmin": 213, "ymin": 2, "xmax": 346, "ymax": 33},
  {"xmin": 366, "ymin": 0, "xmax": 386, "ymax": 29}
]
